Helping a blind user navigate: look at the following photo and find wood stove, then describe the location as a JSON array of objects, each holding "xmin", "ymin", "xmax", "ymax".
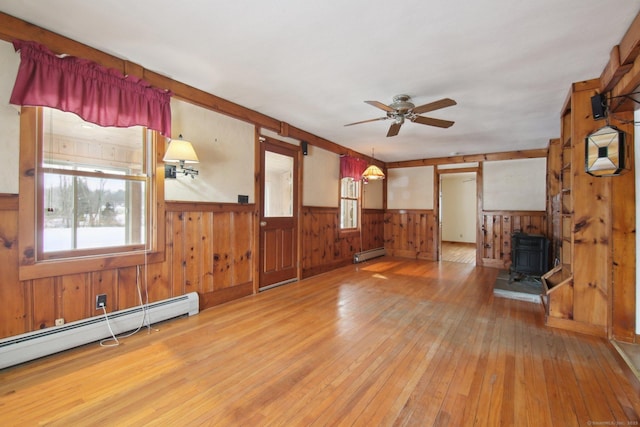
[{"xmin": 510, "ymin": 233, "xmax": 549, "ymax": 277}]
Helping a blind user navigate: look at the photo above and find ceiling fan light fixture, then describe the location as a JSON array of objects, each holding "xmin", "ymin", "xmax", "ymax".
[{"xmin": 344, "ymin": 94, "xmax": 456, "ymax": 137}]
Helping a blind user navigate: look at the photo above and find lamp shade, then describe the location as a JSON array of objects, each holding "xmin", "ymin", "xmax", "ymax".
[
  {"xmin": 362, "ymin": 164, "xmax": 385, "ymax": 180},
  {"xmin": 585, "ymin": 125, "xmax": 626, "ymax": 177},
  {"xmin": 163, "ymin": 139, "xmax": 199, "ymax": 164}
]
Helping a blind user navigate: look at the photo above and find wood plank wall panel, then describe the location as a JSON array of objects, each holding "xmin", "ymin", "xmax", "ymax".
[
  {"xmin": 61, "ymin": 273, "xmax": 89, "ymax": 322},
  {"xmin": 30, "ymin": 278, "xmax": 56, "ymax": 330},
  {"xmin": 571, "ymin": 84, "xmax": 609, "ymax": 329},
  {"xmin": 362, "ymin": 209, "xmax": 385, "ymax": 251},
  {"xmin": 165, "ymin": 206, "xmax": 254, "ymax": 307},
  {"xmin": 117, "ymin": 266, "xmax": 141, "ymax": 309},
  {"xmin": 480, "ymin": 211, "xmax": 548, "ymax": 269},
  {"xmin": 384, "ymin": 210, "xmax": 437, "ymax": 260},
  {"xmin": 0, "ymin": 195, "xmax": 24, "ymax": 337},
  {"xmin": 610, "ymin": 111, "xmax": 636, "ymax": 342},
  {"xmin": 300, "ymin": 207, "xmax": 385, "ymax": 278},
  {"xmin": 212, "ymin": 212, "xmax": 233, "ymax": 289},
  {"xmin": 0, "ymin": 200, "xmax": 255, "ymax": 340},
  {"xmin": 232, "ymin": 210, "xmax": 254, "ymax": 285}
]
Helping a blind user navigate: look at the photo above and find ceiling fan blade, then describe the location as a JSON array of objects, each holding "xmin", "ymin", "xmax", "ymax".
[
  {"xmin": 387, "ymin": 122, "xmax": 402, "ymax": 137},
  {"xmin": 412, "ymin": 115, "xmax": 455, "ymax": 128},
  {"xmin": 344, "ymin": 116, "xmax": 388, "ymax": 127},
  {"xmin": 412, "ymin": 98, "xmax": 457, "ymax": 114},
  {"xmin": 365, "ymin": 100, "xmax": 395, "ymax": 112}
]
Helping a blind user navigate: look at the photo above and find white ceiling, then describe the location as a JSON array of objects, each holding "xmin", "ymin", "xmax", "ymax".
[{"xmin": 1, "ymin": 0, "xmax": 639, "ymax": 162}]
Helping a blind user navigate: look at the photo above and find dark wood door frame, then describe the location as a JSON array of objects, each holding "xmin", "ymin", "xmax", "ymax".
[
  {"xmin": 257, "ymin": 136, "xmax": 301, "ymax": 290},
  {"xmin": 435, "ymin": 166, "xmax": 481, "ymax": 264}
]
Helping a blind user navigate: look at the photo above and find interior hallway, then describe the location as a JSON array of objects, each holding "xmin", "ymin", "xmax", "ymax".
[{"xmin": 441, "ymin": 241, "xmax": 476, "ymax": 264}]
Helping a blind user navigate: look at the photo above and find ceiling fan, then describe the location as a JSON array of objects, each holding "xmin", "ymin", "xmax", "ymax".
[{"xmin": 344, "ymin": 94, "xmax": 456, "ymax": 137}]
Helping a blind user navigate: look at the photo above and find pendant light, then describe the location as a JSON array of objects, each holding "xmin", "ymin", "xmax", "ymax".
[{"xmin": 362, "ymin": 148, "xmax": 385, "ymax": 180}]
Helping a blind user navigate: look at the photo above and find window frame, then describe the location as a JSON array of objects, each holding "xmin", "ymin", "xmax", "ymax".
[
  {"xmin": 339, "ymin": 177, "xmax": 361, "ymax": 233},
  {"xmin": 18, "ymin": 107, "xmax": 166, "ymax": 280}
]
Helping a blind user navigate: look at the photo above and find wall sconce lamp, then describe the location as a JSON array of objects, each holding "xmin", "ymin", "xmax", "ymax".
[
  {"xmin": 585, "ymin": 125, "xmax": 628, "ymax": 177},
  {"xmin": 164, "ymin": 135, "xmax": 199, "ymax": 179},
  {"xmin": 362, "ymin": 148, "xmax": 385, "ymax": 181}
]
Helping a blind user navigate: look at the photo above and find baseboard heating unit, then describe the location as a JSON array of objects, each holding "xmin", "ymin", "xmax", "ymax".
[
  {"xmin": 354, "ymin": 247, "xmax": 386, "ymax": 263},
  {"xmin": 0, "ymin": 292, "xmax": 199, "ymax": 370}
]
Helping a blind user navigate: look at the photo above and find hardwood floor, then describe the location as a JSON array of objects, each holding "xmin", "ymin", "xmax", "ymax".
[
  {"xmin": 1, "ymin": 258, "xmax": 638, "ymax": 426},
  {"xmin": 441, "ymin": 241, "xmax": 476, "ymax": 264}
]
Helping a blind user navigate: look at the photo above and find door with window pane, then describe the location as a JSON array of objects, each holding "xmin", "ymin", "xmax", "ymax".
[{"xmin": 259, "ymin": 140, "xmax": 298, "ymax": 289}]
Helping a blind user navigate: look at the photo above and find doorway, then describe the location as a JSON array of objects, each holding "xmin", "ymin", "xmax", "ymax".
[
  {"xmin": 259, "ymin": 139, "xmax": 299, "ymax": 290},
  {"xmin": 439, "ymin": 171, "xmax": 477, "ymax": 264}
]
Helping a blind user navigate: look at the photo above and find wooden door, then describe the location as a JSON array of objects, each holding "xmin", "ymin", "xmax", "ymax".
[{"xmin": 259, "ymin": 140, "xmax": 298, "ymax": 289}]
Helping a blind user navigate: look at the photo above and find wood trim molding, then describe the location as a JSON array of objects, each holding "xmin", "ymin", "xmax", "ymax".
[
  {"xmin": 386, "ymin": 148, "xmax": 548, "ymax": 169},
  {"xmin": 198, "ymin": 282, "xmax": 253, "ymax": 311},
  {"xmin": 165, "ymin": 201, "xmax": 255, "ymax": 213},
  {"xmin": 302, "ymin": 206, "xmax": 338, "ymax": 213},
  {"xmin": 545, "ymin": 316, "xmax": 608, "ymax": 338},
  {"xmin": 481, "ymin": 210, "xmax": 546, "ymax": 216},
  {"xmin": 437, "ymin": 167, "xmax": 479, "ymax": 175},
  {"xmin": 385, "ymin": 209, "xmax": 434, "ymax": 214},
  {"xmin": 0, "ymin": 194, "xmax": 18, "ymax": 210}
]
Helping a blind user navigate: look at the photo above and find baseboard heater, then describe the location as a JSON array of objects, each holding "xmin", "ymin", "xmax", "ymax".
[
  {"xmin": 0, "ymin": 292, "xmax": 199, "ymax": 370},
  {"xmin": 354, "ymin": 247, "xmax": 386, "ymax": 263}
]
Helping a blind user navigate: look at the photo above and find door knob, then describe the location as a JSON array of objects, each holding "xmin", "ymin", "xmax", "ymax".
[{"xmin": 260, "ymin": 221, "xmax": 267, "ymax": 227}]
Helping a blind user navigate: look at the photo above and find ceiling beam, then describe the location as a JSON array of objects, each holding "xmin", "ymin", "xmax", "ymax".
[
  {"xmin": 600, "ymin": 10, "xmax": 640, "ymax": 111},
  {"xmin": 386, "ymin": 148, "xmax": 548, "ymax": 169}
]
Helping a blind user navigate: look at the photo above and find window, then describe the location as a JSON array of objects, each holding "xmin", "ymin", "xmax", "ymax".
[
  {"xmin": 19, "ymin": 107, "xmax": 164, "ymax": 279},
  {"xmin": 340, "ymin": 177, "xmax": 360, "ymax": 230}
]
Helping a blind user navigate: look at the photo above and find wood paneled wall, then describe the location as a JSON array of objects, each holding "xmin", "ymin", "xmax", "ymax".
[
  {"xmin": 165, "ymin": 202, "xmax": 254, "ymax": 309},
  {"xmin": 0, "ymin": 198, "xmax": 254, "ymax": 340},
  {"xmin": 300, "ymin": 207, "xmax": 384, "ymax": 278},
  {"xmin": 0, "ymin": 194, "xmax": 20, "ymax": 338},
  {"xmin": 480, "ymin": 211, "xmax": 547, "ymax": 269},
  {"xmin": 384, "ymin": 210, "xmax": 437, "ymax": 260}
]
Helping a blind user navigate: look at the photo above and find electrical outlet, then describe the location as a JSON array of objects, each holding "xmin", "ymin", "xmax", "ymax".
[
  {"xmin": 96, "ymin": 294, "xmax": 107, "ymax": 310},
  {"xmin": 55, "ymin": 318, "xmax": 65, "ymax": 326}
]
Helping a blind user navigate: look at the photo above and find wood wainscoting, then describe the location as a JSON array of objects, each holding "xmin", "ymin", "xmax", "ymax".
[
  {"xmin": 0, "ymin": 197, "xmax": 255, "ymax": 340},
  {"xmin": 384, "ymin": 209, "xmax": 437, "ymax": 260},
  {"xmin": 301, "ymin": 206, "xmax": 384, "ymax": 278},
  {"xmin": 481, "ymin": 210, "xmax": 548, "ymax": 269}
]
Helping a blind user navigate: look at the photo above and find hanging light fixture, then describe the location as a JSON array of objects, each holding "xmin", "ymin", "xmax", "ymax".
[
  {"xmin": 362, "ymin": 148, "xmax": 385, "ymax": 181},
  {"xmin": 163, "ymin": 134, "xmax": 199, "ymax": 179},
  {"xmin": 585, "ymin": 125, "xmax": 627, "ymax": 177}
]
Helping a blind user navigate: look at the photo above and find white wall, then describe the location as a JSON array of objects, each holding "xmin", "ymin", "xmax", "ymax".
[
  {"xmin": 0, "ymin": 41, "xmax": 20, "ymax": 194},
  {"xmin": 387, "ymin": 166, "xmax": 434, "ymax": 210},
  {"xmin": 302, "ymin": 145, "xmax": 339, "ymax": 207},
  {"xmin": 483, "ymin": 158, "xmax": 547, "ymax": 210},
  {"xmin": 363, "ymin": 178, "xmax": 383, "ymax": 209},
  {"xmin": 441, "ymin": 173, "xmax": 476, "ymax": 242},
  {"xmin": 166, "ymin": 99, "xmax": 255, "ymax": 202}
]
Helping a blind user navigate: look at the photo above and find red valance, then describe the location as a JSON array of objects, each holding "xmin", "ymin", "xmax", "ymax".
[
  {"xmin": 340, "ymin": 156, "xmax": 368, "ymax": 180},
  {"xmin": 10, "ymin": 40, "xmax": 172, "ymax": 136}
]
